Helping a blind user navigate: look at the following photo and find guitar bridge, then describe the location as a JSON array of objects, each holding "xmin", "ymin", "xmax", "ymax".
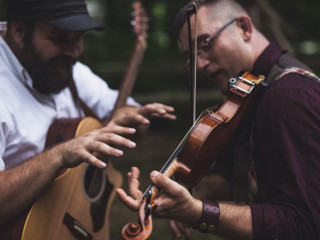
[{"xmin": 63, "ymin": 212, "xmax": 93, "ymax": 240}]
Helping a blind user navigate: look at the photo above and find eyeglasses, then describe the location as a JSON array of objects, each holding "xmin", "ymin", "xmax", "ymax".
[{"xmin": 196, "ymin": 17, "xmax": 238, "ymax": 57}]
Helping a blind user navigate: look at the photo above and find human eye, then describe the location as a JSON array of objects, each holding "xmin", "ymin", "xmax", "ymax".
[
  {"xmin": 200, "ymin": 38, "xmax": 211, "ymax": 50},
  {"xmin": 197, "ymin": 37, "xmax": 211, "ymax": 54}
]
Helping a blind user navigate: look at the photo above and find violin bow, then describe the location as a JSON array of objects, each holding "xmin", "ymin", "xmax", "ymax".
[{"xmin": 186, "ymin": 3, "xmax": 198, "ymax": 125}]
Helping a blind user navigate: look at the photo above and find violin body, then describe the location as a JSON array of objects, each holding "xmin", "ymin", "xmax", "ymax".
[{"xmin": 176, "ymin": 72, "xmax": 265, "ymax": 187}]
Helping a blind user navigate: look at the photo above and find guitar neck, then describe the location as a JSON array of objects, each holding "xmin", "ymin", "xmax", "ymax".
[{"xmin": 112, "ymin": 39, "xmax": 147, "ymax": 114}]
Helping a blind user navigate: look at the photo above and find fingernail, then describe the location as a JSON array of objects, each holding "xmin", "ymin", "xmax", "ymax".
[
  {"xmin": 128, "ymin": 141, "xmax": 136, "ymax": 148},
  {"xmin": 159, "ymin": 108, "xmax": 166, "ymax": 114},
  {"xmin": 115, "ymin": 149, "xmax": 123, "ymax": 156},
  {"xmin": 99, "ymin": 162, "xmax": 107, "ymax": 168},
  {"xmin": 129, "ymin": 128, "xmax": 136, "ymax": 133},
  {"xmin": 150, "ymin": 171, "xmax": 159, "ymax": 178},
  {"xmin": 143, "ymin": 119, "xmax": 150, "ymax": 124}
]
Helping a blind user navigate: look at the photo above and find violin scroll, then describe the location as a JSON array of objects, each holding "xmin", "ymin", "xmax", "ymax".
[{"xmin": 122, "ymin": 199, "xmax": 153, "ymax": 240}]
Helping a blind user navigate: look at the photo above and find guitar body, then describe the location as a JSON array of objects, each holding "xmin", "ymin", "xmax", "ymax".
[{"xmin": 21, "ymin": 117, "xmax": 122, "ymax": 240}]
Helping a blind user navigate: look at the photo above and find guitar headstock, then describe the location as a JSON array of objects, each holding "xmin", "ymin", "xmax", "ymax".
[{"xmin": 132, "ymin": 1, "xmax": 148, "ymax": 43}]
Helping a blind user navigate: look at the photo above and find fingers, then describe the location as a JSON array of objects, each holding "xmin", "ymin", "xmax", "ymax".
[
  {"xmin": 150, "ymin": 171, "xmax": 184, "ymax": 196},
  {"xmin": 103, "ymin": 125, "xmax": 136, "ymax": 135},
  {"xmin": 168, "ymin": 220, "xmax": 182, "ymax": 239},
  {"xmin": 139, "ymin": 103, "xmax": 176, "ymax": 121},
  {"xmin": 128, "ymin": 167, "xmax": 143, "ymax": 200},
  {"xmin": 58, "ymin": 126, "xmax": 137, "ymax": 169},
  {"xmin": 110, "ymin": 104, "xmax": 176, "ymax": 127},
  {"xmin": 130, "ymin": 113, "xmax": 150, "ymax": 125},
  {"xmin": 150, "ymin": 112, "xmax": 177, "ymax": 121},
  {"xmin": 115, "ymin": 167, "xmax": 143, "ymax": 212},
  {"xmin": 74, "ymin": 149, "xmax": 108, "ymax": 168},
  {"xmin": 92, "ymin": 132, "xmax": 136, "ymax": 149},
  {"xmin": 81, "ymin": 127, "xmax": 137, "ymax": 157},
  {"xmin": 115, "ymin": 188, "xmax": 141, "ymax": 211},
  {"xmin": 168, "ymin": 220, "xmax": 193, "ymax": 239}
]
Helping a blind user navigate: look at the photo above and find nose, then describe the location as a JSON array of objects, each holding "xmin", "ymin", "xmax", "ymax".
[
  {"xmin": 63, "ymin": 39, "xmax": 83, "ymax": 59},
  {"xmin": 196, "ymin": 55, "xmax": 210, "ymax": 72}
]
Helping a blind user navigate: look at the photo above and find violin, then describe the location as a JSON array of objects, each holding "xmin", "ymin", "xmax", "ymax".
[{"xmin": 121, "ymin": 72, "xmax": 265, "ymax": 240}]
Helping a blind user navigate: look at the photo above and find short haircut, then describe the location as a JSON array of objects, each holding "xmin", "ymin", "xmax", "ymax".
[{"xmin": 173, "ymin": 0, "xmax": 248, "ymax": 32}]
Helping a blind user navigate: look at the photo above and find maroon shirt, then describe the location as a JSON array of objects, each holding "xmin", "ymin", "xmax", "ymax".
[
  {"xmin": 209, "ymin": 43, "xmax": 320, "ymax": 239},
  {"xmin": 250, "ymin": 44, "xmax": 320, "ymax": 239}
]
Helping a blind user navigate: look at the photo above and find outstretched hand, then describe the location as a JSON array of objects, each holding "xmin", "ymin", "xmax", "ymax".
[
  {"xmin": 53, "ymin": 125, "xmax": 137, "ymax": 169},
  {"xmin": 116, "ymin": 167, "xmax": 143, "ymax": 211},
  {"xmin": 110, "ymin": 103, "xmax": 176, "ymax": 127}
]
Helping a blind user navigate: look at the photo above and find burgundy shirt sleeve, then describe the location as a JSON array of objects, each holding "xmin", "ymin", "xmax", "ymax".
[{"xmin": 251, "ymin": 74, "xmax": 320, "ymax": 239}]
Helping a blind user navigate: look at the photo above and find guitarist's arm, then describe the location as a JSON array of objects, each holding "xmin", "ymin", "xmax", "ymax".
[{"xmin": 0, "ymin": 125, "xmax": 136, "ymax": 224}]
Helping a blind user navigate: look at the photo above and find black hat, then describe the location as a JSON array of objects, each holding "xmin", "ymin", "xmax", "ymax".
[{"xmin": 7, "ymin": 0, "xmax": 104, "ymax": 32}]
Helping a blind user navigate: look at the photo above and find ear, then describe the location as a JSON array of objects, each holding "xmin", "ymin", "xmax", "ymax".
[
  {"xmin": 236, "ymin": 16, "xmax": 253, "ymax": 41},
  {"xmin": 8, "ymin": 22, "xmax": 26, "ymax": 48}
]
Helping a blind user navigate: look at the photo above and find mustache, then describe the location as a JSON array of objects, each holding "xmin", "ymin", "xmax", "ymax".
[{"xmin": 46, "ymin": 55, "xmax": 77, "ymax": 70}]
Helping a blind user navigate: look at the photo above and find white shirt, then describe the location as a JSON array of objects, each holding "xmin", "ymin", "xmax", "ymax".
[{"xmin": 0, "ymin": 36, "xmax": 138, "ymax": 170}]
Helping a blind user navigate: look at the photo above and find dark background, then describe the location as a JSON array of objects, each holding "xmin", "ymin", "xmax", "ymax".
[{"xmin": 0, "ymin": 0, "xmax": 320, "ymax": 239}]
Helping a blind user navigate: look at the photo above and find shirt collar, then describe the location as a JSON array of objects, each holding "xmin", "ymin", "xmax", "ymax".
[
  {"xmin": 0, "ymin": 34, "xmax": 34, "ymax": 90},
  {"xmin": 251, "ymin": 42, "xmax": 284, "ymax": 79}
]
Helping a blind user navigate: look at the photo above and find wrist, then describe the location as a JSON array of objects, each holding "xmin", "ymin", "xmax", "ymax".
[
  {"xmin": 192, "ymin": 199, "xmax": 220, "ymax": 233},
  {"xmin": 48, "ymin": 144, "xmax": 68, "ymax": 170},
  {"xmin": 188, "ymin": 198, "xmax": 203, "ymax": 226}
]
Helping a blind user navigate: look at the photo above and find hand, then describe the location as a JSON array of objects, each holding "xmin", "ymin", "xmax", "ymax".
[
  {"xmin": 138, "ymin": 103, "xmax": 176, "ymax": 121},
  {"xmin": 149, "ymin": 171, "xmax": 202, "ymax": 225},
  {"xmin": 116, "ymin": 167, "xmax": 202, "ymax": 226},
  {"xmin": 168, "ymin": 219, "xmax": 193, "ymax": 239},
  {"xmin": 53, "ymin": 125, "xmax": 136, "ymax": 169},
  {"xmin": 110, "ymin": 103, "xmax": 176, "ymax": 127},
  {"xmin": 116, "ymin": 167, "xmax": 143, "ymax": 211}
]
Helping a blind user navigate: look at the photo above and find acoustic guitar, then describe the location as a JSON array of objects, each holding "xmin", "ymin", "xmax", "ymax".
[{"xmin": 0, "ymin": 2, "xmax": 148, "ymax": 240}]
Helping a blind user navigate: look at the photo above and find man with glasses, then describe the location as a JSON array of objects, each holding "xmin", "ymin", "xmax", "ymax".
[{"xmin": 117, "ymin": 0, "xmax": 320, "ymax": 239}]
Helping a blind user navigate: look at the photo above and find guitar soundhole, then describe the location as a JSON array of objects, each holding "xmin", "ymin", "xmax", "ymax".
[{"xmin": 83, "ymin": 165, "xmax": 105, "ymax": 201}]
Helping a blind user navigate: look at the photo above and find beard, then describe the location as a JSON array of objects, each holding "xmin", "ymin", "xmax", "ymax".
[{"xmin": 19, "ymin": 41, "xmax": 77, "ymax": 94}]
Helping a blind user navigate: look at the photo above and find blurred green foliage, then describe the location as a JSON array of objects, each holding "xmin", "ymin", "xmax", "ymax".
[{"xmin": 1, "ymin": 0, "xmax": 320, "ymax": 94}]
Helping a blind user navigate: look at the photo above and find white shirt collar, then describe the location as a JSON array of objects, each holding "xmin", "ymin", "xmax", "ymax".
[{"xmin": 0, "ymin": 34, "xmax": 35, "ymax": 90}]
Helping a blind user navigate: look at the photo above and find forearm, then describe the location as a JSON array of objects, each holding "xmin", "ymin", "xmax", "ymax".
[
  {"xmin": 0, "ymin": 148, "xmax": 63, "ymax": 223},
  {"xmin": 190, "ymin": 200, "xmax": 253, "ymax": 240},
  {"xmin": 217, "ymin": 203, "xmax": 253, "ymax": 240}
]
